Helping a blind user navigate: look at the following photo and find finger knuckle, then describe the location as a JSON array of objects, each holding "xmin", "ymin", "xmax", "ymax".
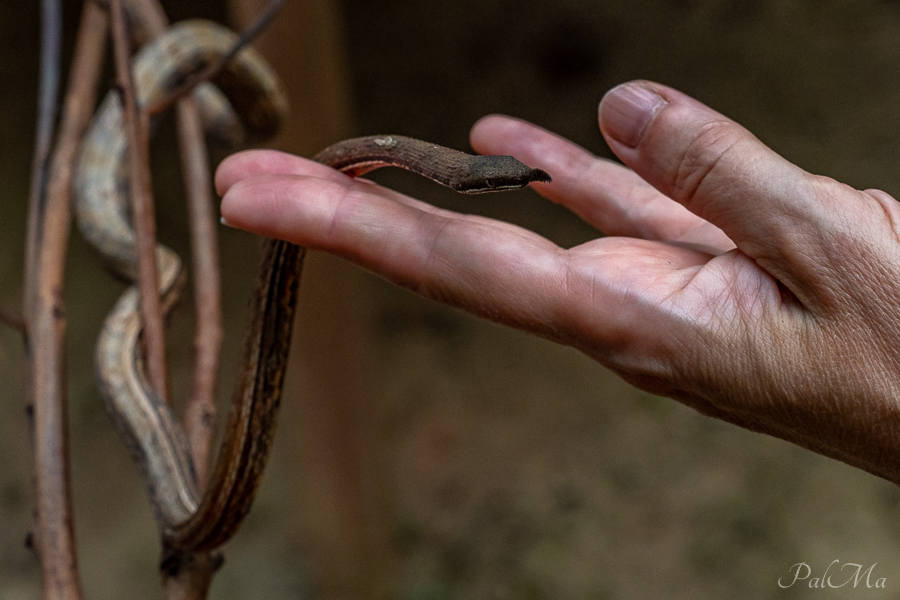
[{"xmin": 671, "ymin": 119, "xmax": 746, "ymax": 210}]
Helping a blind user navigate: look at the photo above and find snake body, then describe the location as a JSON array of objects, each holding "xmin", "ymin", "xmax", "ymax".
[
  {"xmin": 76, "ymin": 19, "xmax": 290, "ymax": 548},
  {"xmin": 76, "ymin": 20, "xmax": 549, "ymax": 551}
]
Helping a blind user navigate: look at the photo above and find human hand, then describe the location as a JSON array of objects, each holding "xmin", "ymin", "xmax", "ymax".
[{"xmin": 215, "ymin": 80, "xmax": 900, "ymax": 485}]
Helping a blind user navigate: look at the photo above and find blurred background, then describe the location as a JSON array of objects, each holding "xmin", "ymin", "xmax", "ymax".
[{"xmin": 3, "ymin": 0, "xmax": 900, "ymax": 598}]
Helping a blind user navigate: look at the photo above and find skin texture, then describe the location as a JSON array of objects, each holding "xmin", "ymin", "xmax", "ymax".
[{"xmin": 216, "ymin": 80, "xmax": 900, "ymax": 486}]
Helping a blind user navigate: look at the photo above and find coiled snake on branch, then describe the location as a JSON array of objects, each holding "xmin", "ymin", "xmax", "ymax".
[{"xmin": 75, "ymin": 19, "xmax": 550, "ymax": 552}]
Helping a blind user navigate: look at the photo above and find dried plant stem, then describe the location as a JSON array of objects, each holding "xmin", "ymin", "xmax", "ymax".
[
  {"xmin": 24, "ymin": 2, "xmax": 109, "ymax": 599},
  {"xmin": 110, "ymin": 0, "xmax": 169, "ymax": 402},
  {"xmin": 176, "ymin": 0, "xmax": 288, "ymax": 492},
  {"xmin": 142, "ymin": 0, "xmax": 287, "ymax": 472},
  {"xmin": 177, "ymin": 97, "xmax": 220, "ymax": 485},
  {"xmin": 129, "ymin": 0, "xmax": 224, "ymax": 486},
  {"xmin": 127, "ymin": 0, "xmax": 224, "ymax": 596},
  {"xmin": 128, "ymin": 0, "xmax": 287, "ymax": 498},
  {"xmin": 24, "ymin": 0, "xmax": 62, "ymax": 318}
]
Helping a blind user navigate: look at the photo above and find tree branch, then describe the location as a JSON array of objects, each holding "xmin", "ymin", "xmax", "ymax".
[
  {"xmin": 24, "ymin": 2, "xmax": 109, "ymax": 598},
  {"xmin": 110, "ymin": 0, "xmax": 170, "ymax": 402},
  {"xmin": 126, "ymin": 0, "xmax": 225, "ymax": 596}
]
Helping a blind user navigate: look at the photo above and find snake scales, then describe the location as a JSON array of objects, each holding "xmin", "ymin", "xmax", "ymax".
[{"xmin": 75, "ymin": 19, "xmax": 549, "ymax": 552}]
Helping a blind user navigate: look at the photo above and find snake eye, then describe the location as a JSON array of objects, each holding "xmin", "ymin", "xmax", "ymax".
[{"xmin": 484, "ymin": 179, "xmax": 496, "ymax": 188}]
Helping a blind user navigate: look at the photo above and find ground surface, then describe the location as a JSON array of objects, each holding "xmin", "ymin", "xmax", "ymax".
[{"xmin": 4, "ymin": 0, "xmax": 900, "ymax": 599}]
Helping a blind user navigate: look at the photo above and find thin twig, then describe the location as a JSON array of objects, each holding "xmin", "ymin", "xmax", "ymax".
[
  {"xmin": 126, "ymin": 0, "xmax": 225, "ymax": 595},
  {"xmin": 124, "ymin": 0, "xmax": 224, "ymax": 483},
  {"xmin": 110, "ymin": 0, "xmax": 170, "ymax": 402},
  {"xmin": 176, "ymin": 0, "xmax": 286, "ymax": 484},
  {"xmin": 146, "ymin": 0, "xmax": 285, "ymax": 116},
  {"xmin": 24, "ymin": 0, "xmax": 62, "ymax": 321},
  {"xmin": 177, "ymin": 97, "xmax": 221, "ymax": 486},
  {"xmin": 24, "ymin": 2, "xmax": 109, "ymax": 599},
  {"xmin": 24, "ymin": 0, "xmax": 64, "ymax": 583},
  {"xmin": 126, "ymin": 0, "xmax": 286, "ymax": 493}
]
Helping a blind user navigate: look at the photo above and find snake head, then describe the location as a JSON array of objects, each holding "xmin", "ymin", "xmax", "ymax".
[{"xmin": 451, "ymin": 155, "xmax": 552, "ymax": 193}]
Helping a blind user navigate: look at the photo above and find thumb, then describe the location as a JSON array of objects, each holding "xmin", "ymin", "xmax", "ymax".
[{"xmin": 598, "ymin": 81, "xmax": 867, "ymax": 302}]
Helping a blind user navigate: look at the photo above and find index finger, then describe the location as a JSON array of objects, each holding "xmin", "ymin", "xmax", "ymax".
[{"xmin": 217, "ymin": 151, "xmax": 573, "ymax": 338}]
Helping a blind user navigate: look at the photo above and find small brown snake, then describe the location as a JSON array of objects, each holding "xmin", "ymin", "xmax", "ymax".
[{"xmin": 75, "ymin": 20, "xmax": 550, "ymax": 551}]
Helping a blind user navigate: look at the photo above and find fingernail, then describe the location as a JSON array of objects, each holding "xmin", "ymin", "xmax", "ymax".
[{"xmin": 599, "ymin": 83, "xmax": 667, "ymax": 148}]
